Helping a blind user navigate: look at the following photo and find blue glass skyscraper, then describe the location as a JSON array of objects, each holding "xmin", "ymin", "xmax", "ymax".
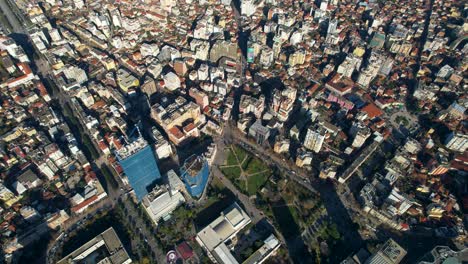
[
  {"xmin": 116, "ymin": 137, "xmax": 161, "ymax": 201},
  {"xmin": 180, "ymin": 155, "xmax": 209, "ymax": 198}
]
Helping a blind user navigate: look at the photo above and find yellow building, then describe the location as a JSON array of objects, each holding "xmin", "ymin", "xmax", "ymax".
[
  {"xmin": 353, "ymin": 46, "xmax": 366, "ymax": 57},
  {"xmin": 0, "ymin": 183, "xmax": 21, "ymax": 207},
  {"xmin": 103, "ymin": 58, "xmax": 116, "ymax": 71},
  {"xmin": 117, "ymin": 68, "xmax": 139, "ymax": 92}
]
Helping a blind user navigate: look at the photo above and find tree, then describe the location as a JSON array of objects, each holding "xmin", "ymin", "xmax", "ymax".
[{"xmin": 327, "ymin": 224, "xmax": 341, "ymax": 240}]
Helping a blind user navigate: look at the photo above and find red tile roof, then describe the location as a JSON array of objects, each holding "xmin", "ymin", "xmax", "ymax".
[{"xmin": 362, "ymin": 103, "xmax": 383, "ymax": 119}]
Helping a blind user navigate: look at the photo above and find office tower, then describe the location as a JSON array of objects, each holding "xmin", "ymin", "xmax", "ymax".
[
  {"xmin": 180, "ymin": 155, "xmax": 209, "ymax": 198},
  {"xmin": 116, "ymin": 136, "xmax": 162, "ymax": 201}
]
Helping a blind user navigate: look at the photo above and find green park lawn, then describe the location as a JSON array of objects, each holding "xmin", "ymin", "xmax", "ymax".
[{"xmin": 220, "ymin": 145, "xmax": 271, "ymax": 196}]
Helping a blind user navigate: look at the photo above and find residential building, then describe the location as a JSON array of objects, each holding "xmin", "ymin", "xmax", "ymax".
[
  {"xmin": 445, "ymin": 133, "xmax": 468, "ymax": 152},
  {"xmin": 304, "ymin": 127, "xmax": 326, "ymax": 153}
]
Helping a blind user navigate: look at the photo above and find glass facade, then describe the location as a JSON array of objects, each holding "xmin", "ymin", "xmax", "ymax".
[
  {"xmin": 118, "ymin": 145, "xmax": 161, "ymax": 201},
  {"xmin": 180, "ymin": 155, "xmax": 209, "ymax": 198}
]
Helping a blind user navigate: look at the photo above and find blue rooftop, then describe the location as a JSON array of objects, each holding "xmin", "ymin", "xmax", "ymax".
[{"xmin": 118, "ymin": 145, "xmax": 161, "ymax": 201}]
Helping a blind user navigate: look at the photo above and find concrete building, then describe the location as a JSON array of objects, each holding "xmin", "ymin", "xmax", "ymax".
[
  {"xmin": 196, "ymin": 203, "xmax": 251, "ymax": 263},
  {"xmin": 445, "ymin": 133, "xmax": 468, "ymax": 152},
  {"xmin": 248, "ymin": 119, "xmax": 270, "ymax": 145},
  {"xmin": 241, "ymin": 0, "xmax": 262, "ymax": 17},
  {"xmin": 152, "ymin": 127, "xmax": 173, "ymax": 159},
  {"xmin": 57, "ymin": 227, "xmax": 132, "ymax": 264},
  {"xmin": 116, "ymin": 68, "xmax": 139, "ymax": 92},
  {"xmin": 142, "ymin": 184, "xmax": 185, "ymax": 226},
  {"xmin": 141, "ymin": 76, "xmax": 157, "ymax": 97},
  {"xmin": 210, "ymin": 40, "xmax": 238, "ymax": 62},
  {"xmin": 163, "ymin": 72, "xmax": 181, "ymax": 91},
  {"xmin": 304, "ymin": 127, "xmax": 325, "ymax": 153},
  {"xmin": 365, "ymin": 239, "xmax": 406, "ymax": 264}
]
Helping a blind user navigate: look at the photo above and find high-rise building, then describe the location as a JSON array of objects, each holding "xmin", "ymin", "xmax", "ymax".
[
  {"xmin": 116, "ymin": 137, "xmax": 162, "ymax": 201},
  {"xmin": 365, "ymin": 239, "xmax": 406, "ymax": 264},
  {"xmin": 272, "ymin": 35, "xmax": 283, "ymax": 59},
  {"xmin": 304, "ymin": 127, "xmax": 326, "ymax": 153},
  {"xmin": 180, "ymin": 155, "xmax": 209, "ymax": 198}
]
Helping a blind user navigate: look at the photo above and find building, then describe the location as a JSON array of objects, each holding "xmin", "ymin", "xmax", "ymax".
[
  {"xmin": 243, "ymin": 234, "xmax": 281, "ymax": 264},
  {"xmin": 163, "ymin": 72, "xmax": 181, "ymax": 91},
  {"xmin": 248, "ymin": 119, "xmax": 270, "ymax": 145},
  {"xmin": 116, "ymin": 137, "xmax": 162, "ymax": 201},
  {"xmin": 274, "ymin": 138, "xmax": 290, "ymax": 154},
  {"xmin": 296, "ymin": 148, "xmax": 313, "ymax": 168},
  {"xmin": 142, "ymin": 184, "xmax": 185, "ymax": 225},
  {"xmin": 57, "ymin": 227, "xmax": 132, "ymax": 264},
  {"xmin": 189, "ymin": 88, "xmax": 209, "ymax": 109},
  {"xmin": 180, "ymin": 155, "xmax": 209, "ymax": 198},
  {"xmin": 239, "ymin": 94, "xmax": 265, "ymax": 119},
  {"xmin": 151, "ymin": 96, "xmax": 205, "ymax": 146},
  {"xmin": 418, "ymin": 246, "xmax": 468, "ymax": 264},
  {"xmin": 0, "ymin": 181, "xmax": 21, "ymax": 207},
  {"xmin": 241, "ymin": 0, "xmax": 262, "ymax": 17},
  {"xmin": 210, "ymin": 40, "xmax": 238, "ymax": 62},
  {"xmin": 365, "ymin": 239, "xmax": 406, "ymax": 264},
  {"xmin": 196, "ymin": 203, "xmax": 251, "ymax": 263},
  {"xmin": 152, "ymin": 127, "xmax": 173, "ymax": 159},
  {"xmin": 304, "ymin": 127, "xmax": 325, "ymax": 153},
  {"xmin": 326, "ymin": 74, "xmax": 354, "ymax": 96},
  {"xmin": 141, "ymin": 76, "xmax": 157, "ymax": 97},
  {"xmin": 445, "ymin": 133, "xmax": 468, "ymax": 152},
  {"xmin": 46, "ymin": 210, "xmax": 70, "ymax": 230},
  {"xmin": 352, "ymin": 126, "xmax": 372, "ymax": 149},
  {"xmin": 288, "ymin": 49, "xmax": 306, "ymax": 66},
  {"xmin": 116, "ymin": 68, "xmax": 139, "ymax": 92}
]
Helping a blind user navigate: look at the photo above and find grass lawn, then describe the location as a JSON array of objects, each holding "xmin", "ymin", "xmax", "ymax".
[
  {"xmin": 244, "ymin": 156, "xmax": 270, "ymax": 175},
  {"xmin": 220, "ymin": 166, "xmax": 242, "ymax": 182},
  {"xmin": 233, "ymin": 145, "xmax": 248, "ymax": 164},
  {"xmin": 226, "ymin": 149, "xmax": 239, "ymax": 166},
  {"xmin": 247, "ymin": 172, "xmax": 270, "ymax": 195}
]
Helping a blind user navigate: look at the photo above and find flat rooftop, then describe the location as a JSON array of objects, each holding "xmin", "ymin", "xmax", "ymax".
[{"xmin": 57, "ymin": 227, "xmax": 132, "ymax": 264}]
